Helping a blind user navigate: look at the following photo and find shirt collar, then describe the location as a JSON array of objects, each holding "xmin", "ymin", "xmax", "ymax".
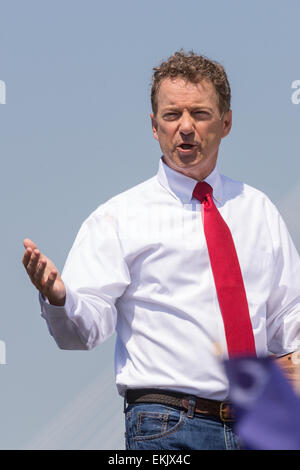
[{"xmin": 156, "ymin": 157, "xmax": 224, "ymax": 204}]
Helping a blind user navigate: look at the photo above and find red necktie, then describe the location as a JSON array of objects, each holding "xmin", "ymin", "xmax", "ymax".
[{"xmin": 193, "ymin": 181, "xmax": 256, "ymax": 358}]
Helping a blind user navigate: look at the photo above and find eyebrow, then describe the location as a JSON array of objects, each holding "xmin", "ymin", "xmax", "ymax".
[{"xmin": 162, "ymin": 105, "xmax": 214, "ymax": 112}]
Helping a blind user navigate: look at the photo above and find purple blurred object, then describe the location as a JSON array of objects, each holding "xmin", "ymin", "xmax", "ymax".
[{"xmin": 224, "ymin": 356, "xmax": 300, "ymax": 450}]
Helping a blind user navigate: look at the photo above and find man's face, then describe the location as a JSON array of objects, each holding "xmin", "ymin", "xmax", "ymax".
[{"xmin": 151, "ymin": 77, "xmax": 232, "ymax": 181}]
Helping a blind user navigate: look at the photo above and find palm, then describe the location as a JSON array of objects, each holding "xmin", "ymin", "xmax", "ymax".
[
  {"xmin": 23, "ymin": 238, "xmax": 66, "ymax": 306},
  {"xmin": 39, "ymin": 257, "xmax": 65, "ymax": 300}
]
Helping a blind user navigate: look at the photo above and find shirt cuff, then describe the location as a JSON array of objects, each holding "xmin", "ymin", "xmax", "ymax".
[{"xmin": 39, "ymin": 284, "xmax": 76, "ymax": 319}]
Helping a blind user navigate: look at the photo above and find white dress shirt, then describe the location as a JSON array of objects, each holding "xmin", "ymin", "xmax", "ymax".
[{"xmin": 40, "ymin": 158, "xmax": 300, "ymax": 400}]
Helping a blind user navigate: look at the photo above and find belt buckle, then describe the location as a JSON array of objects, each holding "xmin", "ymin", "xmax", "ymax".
[{"xmin": 219, "ymin": 401, "xmax": 235, "ymax": 422}]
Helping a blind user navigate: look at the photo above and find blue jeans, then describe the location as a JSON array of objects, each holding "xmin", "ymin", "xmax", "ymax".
[{"xmin": 124, "ymin": 402, "xmax": 241, "ymax": 450}]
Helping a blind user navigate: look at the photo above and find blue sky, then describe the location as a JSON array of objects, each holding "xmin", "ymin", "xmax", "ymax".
[{"xmin": 1, "ymin": 0, "xmax": 300, "ymax": 449}]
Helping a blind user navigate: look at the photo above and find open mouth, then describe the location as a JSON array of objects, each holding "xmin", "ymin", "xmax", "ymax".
[{"xmin": 177, "ymin": 143, "xmax": 197, "ymax": 152}]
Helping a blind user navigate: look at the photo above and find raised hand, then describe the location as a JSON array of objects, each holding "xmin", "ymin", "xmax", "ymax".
[{"xmin": 22, "ymin": 238, "xmax": 66, "ymax": 306}]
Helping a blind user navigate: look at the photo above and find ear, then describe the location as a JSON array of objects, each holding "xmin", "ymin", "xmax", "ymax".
[
  {"xmin": 150, "ymin": 113, "xmax": 159, "ymax": 141},
  {"xmin": 221, "ymin": 109, "xmax": 232, "ymax": 138}
]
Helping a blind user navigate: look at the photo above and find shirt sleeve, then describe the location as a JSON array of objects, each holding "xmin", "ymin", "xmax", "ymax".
[
  {"xmin": 265, "ymin": 200, "xmax": 300, "ymax": 356},
  {"xmin": 39, "ymin": 206, "xmax": 131, "ymax": 350}
]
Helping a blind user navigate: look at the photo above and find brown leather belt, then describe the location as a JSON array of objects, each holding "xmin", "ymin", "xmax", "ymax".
[{"xmin": 126, "ymin": 388, "xmax": 235, "ymax": 423}]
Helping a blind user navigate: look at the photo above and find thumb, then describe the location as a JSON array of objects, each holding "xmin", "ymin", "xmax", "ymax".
[{"xmin": 23, "ymin": 238, "xmax": 38, "ymax": 250}]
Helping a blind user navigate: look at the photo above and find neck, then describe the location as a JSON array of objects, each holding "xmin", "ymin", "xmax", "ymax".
[{"xmin": 162, "ymin": 156, "xmax": 216, "ymax": 182}]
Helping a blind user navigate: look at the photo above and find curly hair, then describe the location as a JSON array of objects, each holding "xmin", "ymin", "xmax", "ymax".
[{"xmin": 151, "ymin": 50, "xmax": 231, "ymax": 117}]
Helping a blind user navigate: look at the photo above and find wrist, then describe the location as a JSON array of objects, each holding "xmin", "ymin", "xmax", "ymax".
[{"xmin": 48, "ymin": 295, "xmax": 66, "ymax": 307}]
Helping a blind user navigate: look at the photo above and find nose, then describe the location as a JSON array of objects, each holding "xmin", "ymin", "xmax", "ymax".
[{"xmin": 179, "ymin": 111, "xmax": 194, "ymax": 136}]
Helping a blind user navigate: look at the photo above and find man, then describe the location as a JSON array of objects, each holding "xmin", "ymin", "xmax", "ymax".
[{"xmin": 22, "ymin": 51, "xmax": 300, "ymax": 450}]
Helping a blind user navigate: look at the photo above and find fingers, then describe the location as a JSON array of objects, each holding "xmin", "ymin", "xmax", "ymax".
[
  {"xmin": 44, "ymin": 270, "xmax": 58, "ymax": 291},
  {"xmin": 23, "ymin": 238, "xmax": 37, "ymax": 250},
  {"xmin": 25, "ymin": 248, "xmax": 41, "ymax": 275},
  {"xmin": 33, "ymin": 257, "xmax": 47, "ymax": 284},
  {"xmin": 22, "ymin": 246, "xmax": 33, "ymax": 267},
  {"xmin": 22, "ymin": 239, "xmax": 66, "ymax": 305},
  {"xmin": 22, "ymin": 246, "xmax": 49, "ymax": 291},
  {"xmin": 22, "ymin": 239, "xmax": 39, "ymax": 270}
]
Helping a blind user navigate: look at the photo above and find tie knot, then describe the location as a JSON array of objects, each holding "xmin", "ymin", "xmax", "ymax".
[{"xmin": 193, "ymin": 181, "xmax": 213, "ymax": 203}]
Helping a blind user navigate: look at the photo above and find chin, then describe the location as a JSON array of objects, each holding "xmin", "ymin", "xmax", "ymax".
[
  {"xmin": 163, "ymin": 154, "xmax": 207, "ymax": 174},
  {"xmin": 176, "ymin": 158, "xmax": 214, "ymax": 181},
  {"xmin": 176, "ymin": 156, "xmax": 204, "ymax": 170}
]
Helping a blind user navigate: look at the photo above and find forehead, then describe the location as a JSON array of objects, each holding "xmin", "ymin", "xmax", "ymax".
[{"xmin": 156, "ymin": 77, "xmax": 219, "ymax": 110}]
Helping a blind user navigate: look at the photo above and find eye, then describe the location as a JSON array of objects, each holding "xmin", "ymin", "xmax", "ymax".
[
  {"xmin": 163, "ymin": 112, "xmax": 179, "ymax": 120},
  {"xmin": 193, "ymin": 110, "xmax": 210, "ymax": 118}
]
